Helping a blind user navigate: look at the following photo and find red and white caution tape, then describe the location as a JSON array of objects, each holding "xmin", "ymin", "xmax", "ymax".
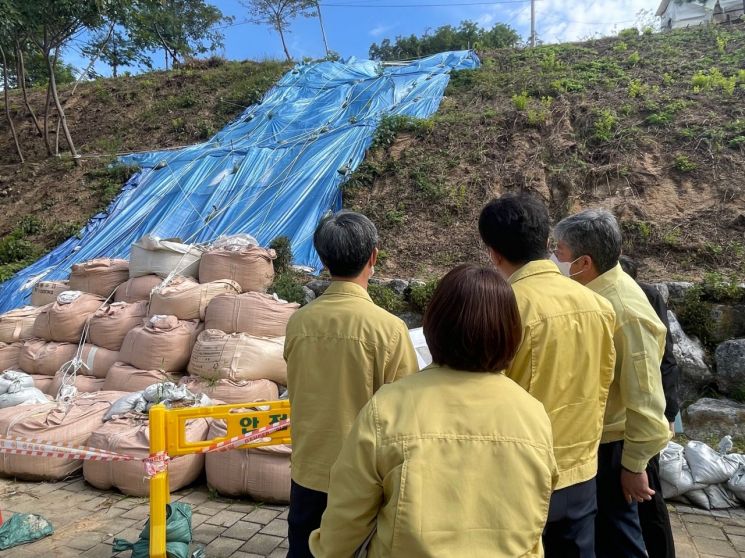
[{"xmin": 197, "ymin": 418, "xmax": 291, "ymax": 454}]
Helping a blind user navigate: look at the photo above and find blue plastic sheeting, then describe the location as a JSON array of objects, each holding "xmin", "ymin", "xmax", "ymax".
[{"xmin": 0, "ymin": 51, "xmax": 479, "ymax": 312}]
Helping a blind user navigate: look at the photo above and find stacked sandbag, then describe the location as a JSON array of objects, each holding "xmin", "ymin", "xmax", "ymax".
[
  {"xmin": 114, "ymin": 275, "xmax": 163, "ymax": 303},
  {"xmin": 69, "ymin": 259, "xmax": 129, "ymax": 298},
  {"xmin": 179, "ymin": 376, "xmax": 279, "ymax": 405},
  {"xmin": 103, "ymin": 363, "xmax": 174, "ymax": 392},
  {"xmin": 149, "ymin": 277, "xmax": 240, "ymax": 321},
  {"xmin": 205, "ymin": 419, "xmax": 291, "ymax": 503},
  {"xmin": 199, "ymin": 245, "xmax": 276, "ymax": 293},
  {"xmin": 205, "ymin": 293, "xmax": 298, "ymax": 338},
  {"xmin": 30, "ymin": 375, "xmax": 54, "ymax": 395},
  {"xmin": 19, "ymin": 340, "xmax": 77, "ymax": 376},
  {"xmin": 32, "ymin": 291, "xmax": 105, "ymax": 343},
  {"xmin": 119, "ymin": 315, "xmax": 202, "ymax": 373},
  {"xmin": 31, "ymin": 281, "xmax": 70, "ymax": 307},
  {"xmin": 188, "ymin": 330, "xmax": 286, "ymax": 385},
  {"xmin": 0, "ymin": 391, "xmax": 124, "ymax": 480},
  {"xmin": 0, "ymin": 342, "xmax": 22, "ymax": 372},
  {"xmin": 0, "ymin": 306, "xmax": 45, "ymax": 344},
  {"xmin": 129, "ymin": 235, "xmax": 204, "ymax": 279},
  {"xmin": 84, "ymin": 416, "xmax": 209, "ymax": 496},
  {"xmin": 49, "ymin": 373, "xmax": 105, "ymax": 396},
  {"xmin": 0, "ymin": 371, "xmax": 49, "ymax": 408},
  {"xmin": 89, "ymin": 301, "xmax": 149, "ymax": 351}
]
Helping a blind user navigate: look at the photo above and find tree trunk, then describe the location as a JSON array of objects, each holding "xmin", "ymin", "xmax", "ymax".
[
  {"xmin": 316, "ymin": 2, "xmax": 330, "ymax": 56},
  {"xmin": 45, "ymin": 49, "xmax": 79, "ymax": 165},
  {"xmin": 16, "ymin": 44, "xmax": 43, "ymax": 137},
  {"xmin": 43, "ymin": 81, "xmax": 53, "ymax": 156},
  {"xmin": 278, "ymin": 28, "xmax": 292, "ymax": 62},
  {"xmin": 113, "ymin": 65, "xmax": 118, "ymax": 78},
  {"xmin": 0, "ymin": 45, "xmax": 24, "ymax": 163}
]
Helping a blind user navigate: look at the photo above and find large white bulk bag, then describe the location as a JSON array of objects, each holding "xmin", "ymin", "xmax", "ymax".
[
  {"xmin": 149, "ymin": 277, "xmax": 240, "ymax": 321},
  {"xmin": 32, "ymin": 291, "xmax": 105, "ymax": 343},
  {"xmin": 84, "ymin": 416, "xmax": 209, "ymax": 496},
  {"xmin": 179, "ymin": 376, "xmax": 279, "ymax": 404},
  {"xmin": 0, "ymin": 392, "xmax": 124, "ymax": 480},
  {"xmin": 114, "ymin": 275, "xmax": 163, "ymax": 303},
  {"xmin": 0, "ymin": 306, "xmax": 45, "ymax": 344},
  {"xmin": 103, "ymin": 363, "xmax": 177, "ymax": 393},
  {"xmin": 204, "ymin": 292, "xmax": 298, "ymax": 338},
  {"xmin": 0, "ymin": 342, "xmax": 22, "ymax": 372},
  {"xmin": 119, "ymin": 315, "xmax": 202, "ymax": 373},
  {"xmin": 187, "ymin": 330, "xmax": 287, "ymax": 385},
  {"xmin": 31, "ymin": 281, "xmax": 70, "ymax": 307},
  {"xmin": 89, "ymin": 301, "xmax": 149, "ymax": 351},
  {"xmin": 69, "ymin": 259, "xmax": 129, "ymax": 298},
  {"xmin": 19, "ymin": 340, "xmax": 78, "ymax": 376},
  {"xmin": 129, "ymin": 236, "xmax": 204, "ymax": 279},
  {"xmin": 205, "ymin": 419, "xmax": 290, "ymax": 503},
  {"xmin": 199, "ymin": 246, "xmax": 276, "ymax": 293}
]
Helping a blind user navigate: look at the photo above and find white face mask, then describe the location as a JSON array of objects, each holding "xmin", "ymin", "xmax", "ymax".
[{"xmin": 550, "ymin": 253, "xmax": 584, "ymax": 278}]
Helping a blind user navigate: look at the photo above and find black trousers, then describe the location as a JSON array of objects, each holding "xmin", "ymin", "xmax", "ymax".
[
  {"xmin": 639, "ymin": 455, "xmax": 676, "ymax": 558},
  {"xmin": 596, "ymin": 441, "xmax": 648, "ymax": 558},
  {"xmin": 287, "ymin": 480, "xmax": 328, "ymax": 558},
  {"xmin": 543, "ymin": 478, "xmax": 597, "ymax": 558}
]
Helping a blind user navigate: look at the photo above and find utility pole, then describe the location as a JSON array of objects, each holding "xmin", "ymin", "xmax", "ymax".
[{"xmin": 530, "ymin": 0, "xmax": 536, "ymax": 47}]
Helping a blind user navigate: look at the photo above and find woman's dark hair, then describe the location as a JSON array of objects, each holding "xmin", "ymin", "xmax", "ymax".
[{"xmin": 423, "ymin": 264, "xmax": 522, "ymax": 372}]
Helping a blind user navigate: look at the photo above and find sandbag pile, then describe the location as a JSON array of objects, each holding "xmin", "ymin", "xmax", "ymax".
[
  {"xmin": 0, "ymin": 306, "xmax": 45, "ymax": 344},
  {"xmin": 69, "ymin": 259, "xmax": 129, "ymax": 298},
  {"xmin": 205, "ymin": 419, "xmax": 291, "ymax": 503},
  {"xmin": 187, "ymin": 330, "xmax": 287, "ymax": 385},
  {"xmin": 85, "ymin": 415, "xmax": 209, "ymax": 496},
  {"xmin": 119, "ymin": 315, "xmax": 202, "ymax": 374},
  {"xmin": 0, "ymin": 391, "xmax": 124, "ymax": 480},
  {"xmin": 205, "ymin": 292, "xmax": 298, "ymax": 338},
  {"xmin": 199, "ymin": 245, "xmax": 276, "ymax": 293},
  {"xmin": 661, "ymin": 440, "xmax": 745, "ymax": 509},
  {"xmin": 0, "ymin": 371, "xmax": 49, "ymax": 409},
  {"xmin": 114, "ymin": 275, "xmax": 163, "ymax": 303},
  {"xmin": 32, "ymin": 291, "xmax": 104, "ymax": 343},
  {"xmin": 129, "ymin": 235, "xmax": 204, "ymax": 279},
  {"xmin": 149, "ymin": 277, "xmax": 240, "ymax": 321},
  {"xmin": 31, "ymin": 281, "xmax": 69, "ymax": 307}
]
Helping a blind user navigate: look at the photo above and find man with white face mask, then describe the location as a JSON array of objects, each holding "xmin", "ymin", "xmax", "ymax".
[
  {"xmin": 553, "ymin": 209, "xmax": 671, "ymax": 558},
  {"xmin": 479, "ymin": 193, "xmax": 616, "ymax": 558}
]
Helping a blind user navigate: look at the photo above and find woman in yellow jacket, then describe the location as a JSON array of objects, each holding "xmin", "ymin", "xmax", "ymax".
[{"xmin": 309, "ymin": 264, "xmax": 559, "ymax": 558}]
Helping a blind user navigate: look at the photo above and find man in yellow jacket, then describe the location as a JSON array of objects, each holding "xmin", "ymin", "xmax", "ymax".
[
  {"xmin": 553, "ymin": 209, "xmax": 671, "ymax": 558},
  {"xmin": 284, "ymin": 210, "xmax": 420, "ymax": 558},
  {"xmin": 478, "ymin": 193, "xmax": 616, "ymax": 557}
]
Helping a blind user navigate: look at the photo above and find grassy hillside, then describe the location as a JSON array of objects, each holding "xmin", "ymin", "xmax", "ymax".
[
  {"xmin": 0, "ymin": 59, "xmax": 289, "ymax": 279},
  {"xmin": 345, "ymin": 23, "xmax": 745, "ymax": 282},
  {"xmin": 1, "ymin": 23, "xmax": 745, "ymax": 285}
]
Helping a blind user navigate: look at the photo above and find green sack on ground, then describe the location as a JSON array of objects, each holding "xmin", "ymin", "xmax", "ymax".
[
  {"xmin": 112, "ymin": 502, "xmax": 192, "ymax": 558},
  {"xmin": 0, "ymin": 513, "xmax": 54, "ymax": 550}
]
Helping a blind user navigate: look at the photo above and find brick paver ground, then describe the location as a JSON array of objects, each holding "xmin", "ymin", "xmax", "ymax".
[{"xmin": 1, "ymin": 476, "xmax": 744, "ymax": 557}]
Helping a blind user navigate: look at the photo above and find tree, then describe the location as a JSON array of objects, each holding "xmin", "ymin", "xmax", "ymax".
[
  {"xmin": 369, "ymin": 21, "xmax": 520, "ymax": 61},
  {"xmin": 0, "ymin": 0, "xmax": 24, "ymax": 162},
  {"xmin": 130, "ymin": 0, "xmax": 232, "ymax": 70},
  {"xmin": 17, "ymin": 0, "xmax": 106, "ymax": 165},
  {"xmin": 241, "ymin": 0, "xmax": 308, "ymax": 62}
]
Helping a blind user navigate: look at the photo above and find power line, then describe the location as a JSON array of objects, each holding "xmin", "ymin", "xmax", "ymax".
[{"xmin": 320, "ymin": 0, "xmax": 536, "ymax": 7}]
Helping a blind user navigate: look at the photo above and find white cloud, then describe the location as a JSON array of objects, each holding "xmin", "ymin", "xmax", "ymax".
[{"xmin": 369, "ymin": 23, "xmax": 397, "ymax": 38}]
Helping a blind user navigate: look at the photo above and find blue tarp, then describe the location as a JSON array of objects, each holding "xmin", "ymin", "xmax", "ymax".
[{"xmin": 0, "ymin": 51, "xmax": 479, "ymax": 312}]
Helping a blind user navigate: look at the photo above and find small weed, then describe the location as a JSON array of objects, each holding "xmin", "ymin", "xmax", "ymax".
[
  {"xmin": 384, "ymin": 208, "xmax": 405, "ymax": 226},
  {"xmin": 540, "ymin": 50, "xmax": 562, "ymax": 72},
  {"xmin": 613, "ymin": 41, "xmax": 629, "ymax": 53},
  {"xmin": 627, "ymin": 52, "xmax": 641, "ymax": 66},
  {"xmin": 673, "ymin": 154, "xmax": 697, "ymax": 172},
  {"xmin": 409, "ymin": 279, "xmax": 439, "ymax": 312},
  {"xmin": 269, "ymin": 236, "xmax": 293, "ymax": 274},
  {"xmin": 368, "ymin": 284, "xmax": 406, "ymax": 314},
  {"xmin": 617, "ymin": 28, "xmax": 639, "ymax": 40},
  {"xmin": 729, "ymin": 136, "xmax": 745, "ymax": 149},
  {"xmin": 716, "ymin": 34, "xmax": 728, "ymax": 54},
  {"xmin": 512, "ymin": 91, "xmax": 529, "ymax": 111},
  {"xmin": 593, "ymin": 109, "xmax": 617, "ymax": 142},
  {"xmin": 268, "ymin": 271, "xmax": 306, "ymax": 304},
  {"xmin": 662, "ymin": 73, "xmax": 674, "ymax": 86},
  {"xmin": 627, "ymin": 79, "xmax": 648, "ymax": 98},
  {"xmin": 691, "ymin": 68, "xmax": 737, "ymax": 95},
  {"xmin": 372, "ymin": 115, "xmax": 434, "ymax": 149}
]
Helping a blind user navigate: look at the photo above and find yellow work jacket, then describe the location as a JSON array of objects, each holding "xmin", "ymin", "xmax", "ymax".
[
  {"xmin": 309, "ymin": 365, "xmax": 558, "ymax": 558},
  {"xmin": 508, "ymin": 260, "xmax": 617, "ymax": 489},
  {"xmin": 285, "ymin": 280, "xmax": 419, "ymax": 492},
  {"xmin": 587, "ymin": 263, "xmax": 671, "ymax": 472}
]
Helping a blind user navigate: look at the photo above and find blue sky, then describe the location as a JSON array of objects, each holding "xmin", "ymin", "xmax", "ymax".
[{"xmin": 66, "ymin": 0, "xmax": 657, "ymax": 76}]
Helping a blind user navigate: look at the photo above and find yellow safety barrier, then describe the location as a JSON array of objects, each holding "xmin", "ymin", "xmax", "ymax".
[{"xmin": 148, "ymin": 400, "xmax": 291, "ymax": 558}]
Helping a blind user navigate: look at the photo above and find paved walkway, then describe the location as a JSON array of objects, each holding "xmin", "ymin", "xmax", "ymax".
[{"xmin": 1, "ymin": 476, "xmax": 744, "ymax": 557}]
